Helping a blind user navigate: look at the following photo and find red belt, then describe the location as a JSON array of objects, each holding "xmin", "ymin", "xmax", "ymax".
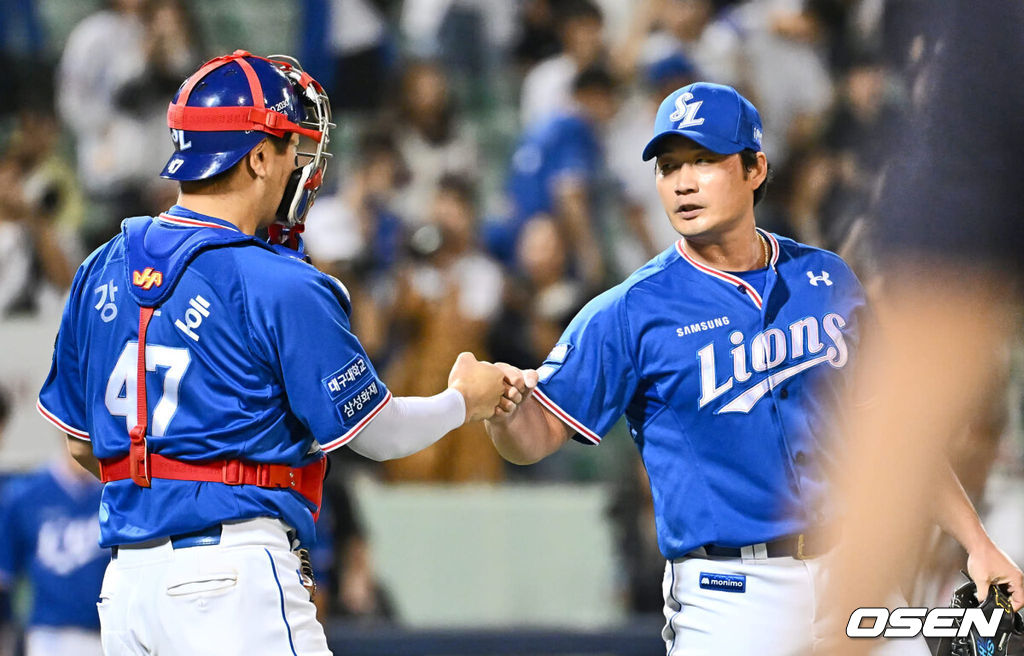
[{"xmin": 99, "ymin": 453, "xmax": 327, "ymax": 519}]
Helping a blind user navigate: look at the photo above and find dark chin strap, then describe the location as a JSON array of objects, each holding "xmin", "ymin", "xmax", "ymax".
[{"xmin": 275, "ymin": 167, "xmax": 303, "ymax": 223}]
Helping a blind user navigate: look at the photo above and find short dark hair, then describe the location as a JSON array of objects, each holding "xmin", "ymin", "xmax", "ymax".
[
  {"xmin": 740, "ymin": 149, "xmax": 771, "ymax": 206},
  {"xmin": 180, "ymin": 134, "xmax": 291, "ymax": 194}
]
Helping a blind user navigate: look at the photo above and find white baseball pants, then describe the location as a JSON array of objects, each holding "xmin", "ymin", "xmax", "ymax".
[
  {"xmin": 96, "ymin": 517, "xmax": 331, "ymax": 656},
  {"xmin": 662, "ymin": 551, "xmax": 931, "ymax": 655}
]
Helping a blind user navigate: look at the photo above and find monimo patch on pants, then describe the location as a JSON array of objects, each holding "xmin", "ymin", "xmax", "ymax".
[{"xmin": 699, "ymin": 572, "xmax": 746, "ymax": 593}]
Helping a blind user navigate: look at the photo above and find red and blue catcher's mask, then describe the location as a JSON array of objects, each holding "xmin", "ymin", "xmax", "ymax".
[{"xmin": 160, "ymin": 50, "xmax": 333, "ymax": 228}]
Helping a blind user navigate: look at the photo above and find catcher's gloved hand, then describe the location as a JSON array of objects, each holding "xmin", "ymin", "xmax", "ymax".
[{"xmin": 935, "ymin": 574, "xmax": 1024, "ymax": 656}]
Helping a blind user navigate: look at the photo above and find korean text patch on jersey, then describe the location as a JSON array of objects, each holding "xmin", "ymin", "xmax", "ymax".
[
  {"xmin": 336, "ymin": 379, "xmax": 385, "ymax": 422},
  {"xmin": 322, "ymin": 357, "xmax": 370, "ymax": 400}
]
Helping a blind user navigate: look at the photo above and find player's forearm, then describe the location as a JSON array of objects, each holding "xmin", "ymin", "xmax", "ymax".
[
  {"xmin": 934, "ymin": 461, "xmax": 990, "ymax": 553},
  {"xmin": 485, "ymin": 396, "xmax": 568, "ymax": 465},
  {"xmin": 346, "ymin": 389, "xmax": 466, "ymax": 461},
  {"xmin": 66, "ymin": 436, "xmax": 101, "ymax": 479}
]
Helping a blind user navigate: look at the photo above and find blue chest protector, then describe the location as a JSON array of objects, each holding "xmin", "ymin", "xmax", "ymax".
[{"xmin": 39, "ymin": 206, "xmax": 389, "ymax": 547}]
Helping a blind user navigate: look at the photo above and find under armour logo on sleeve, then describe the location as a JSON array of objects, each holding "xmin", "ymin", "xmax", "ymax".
[{"xmin": 807, "ymin": 271, "xmax": 832, "ymax": 287}]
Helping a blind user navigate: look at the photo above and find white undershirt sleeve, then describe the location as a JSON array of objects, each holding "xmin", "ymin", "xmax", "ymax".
[{"xmin": 345, "ymin": 388, "xmax": 467, "ymax": 461}]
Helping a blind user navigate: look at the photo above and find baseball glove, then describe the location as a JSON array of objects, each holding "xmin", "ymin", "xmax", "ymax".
[{"xmin": 935, "ymin": 575, "xmax": 1024, "ymax": 656}]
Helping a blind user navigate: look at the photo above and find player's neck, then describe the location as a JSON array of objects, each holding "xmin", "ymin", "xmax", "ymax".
[
  {"xmin": 682, "ymin": 225, "xmax": 766, "ymax": 272},
  {"xmin": 175, "ymin": 191, "xmax": 265, "ymax": 235}
]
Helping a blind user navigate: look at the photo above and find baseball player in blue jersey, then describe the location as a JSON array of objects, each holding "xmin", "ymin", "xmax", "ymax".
[
  {"xmin": 36, "ymin": 51, "xmax": 511, "ymax": 656},
  {"xmin": 486, "ymin": 82, "xmax": 1021, "ymax": 654},
  {"xmin": 0, "ymin": 453, "xmax": 107, "ymax": 656}
]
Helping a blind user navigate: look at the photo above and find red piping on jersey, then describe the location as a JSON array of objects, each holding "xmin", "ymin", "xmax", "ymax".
[
  {"xmin": 36, "ymin": 400, "xmax": 90, "ymax": 440},
  {"xmin": 533, "ymin": 388, "xmax": 601, "ymax": 445},
  {"xmin": 320, "ymin": 390, "xmax": 393, "ymax": 452},
  {"xmin": 675, "ymin": 228, "xmax": 778, "ymax": 309}
]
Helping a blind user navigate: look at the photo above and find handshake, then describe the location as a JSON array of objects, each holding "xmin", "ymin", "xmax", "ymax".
[{"xmin": 447, "ymin": 352, "xmax": 539, "ymax": 423}]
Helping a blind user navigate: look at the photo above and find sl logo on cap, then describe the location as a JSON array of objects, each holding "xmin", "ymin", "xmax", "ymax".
[{"xmin": 669, "ymin": 92, "xmax": 705, "ymax": 129}]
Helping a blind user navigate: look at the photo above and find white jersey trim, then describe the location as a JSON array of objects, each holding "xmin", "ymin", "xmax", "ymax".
[
  {"xmin": 320, "ymin": 390, "xmax": 394, "ymax": 452},
  {"xmin": 533, "ymin": 388, "xmax": 602, "ymax": 445},
  {"xmin": 36, "ymin": 399, "xmax": 90, "ymax": 441}
]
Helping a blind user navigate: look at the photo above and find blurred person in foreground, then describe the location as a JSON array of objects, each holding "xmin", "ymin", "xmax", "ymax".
[
  {"xmin": 484, "ymin": 81, "xmax": 1017, "ymax": 654},
  {"xmin": 0, "ymin": 447, "xmax": 106, "ymax": 656},
  {"xmin": 825, "ymin": 2, "xmax": 1024, "ymax": 653},
  {"xmin": 36, "ymin": 50, "xmax": 512, "ymax": 655}
]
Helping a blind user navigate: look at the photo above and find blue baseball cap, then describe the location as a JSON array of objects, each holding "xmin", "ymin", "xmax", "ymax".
[{"xmin": 641, "ymin": 82, "xmax": 763, "ymax": 161}]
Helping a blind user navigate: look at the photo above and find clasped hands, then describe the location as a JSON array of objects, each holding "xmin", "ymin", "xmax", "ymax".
[{"xmin": 447, "ymin": 352, "xmax": 539, "ymax": 423}]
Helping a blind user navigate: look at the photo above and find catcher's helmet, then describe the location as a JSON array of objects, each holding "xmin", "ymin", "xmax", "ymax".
[{"xmin": 160, "ymin": 50, "xmax": 333, "ymax": 225}]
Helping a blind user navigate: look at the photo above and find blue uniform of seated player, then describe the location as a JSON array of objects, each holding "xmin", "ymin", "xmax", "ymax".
[
  {"xmin": 0, "ymin": 456, "xmax": 106, "ymax": 656},
  {"xmin": 36, "ymin": 51, "xmax": 512, "ymax": 656},
  {"xmin": 485, "ymin": 82, "xmax": 1016, "ymax": 655}
]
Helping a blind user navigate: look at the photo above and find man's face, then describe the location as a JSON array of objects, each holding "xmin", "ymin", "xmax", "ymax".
[{"xmin": 654, "ymin": 136, "xmax": 762, "ymax": 241}]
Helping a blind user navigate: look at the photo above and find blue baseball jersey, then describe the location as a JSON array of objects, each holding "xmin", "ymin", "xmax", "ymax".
[
  {"xmin": 37, "ymin": 206, "xmax": 392, "ymax": 548},
  {"xmin": 534, "ymin": 231, "xmax": 867, "ymax": 559},
  {"xmin": 0, "ymin": 465, "xmax": 107, "ymax": 630}
]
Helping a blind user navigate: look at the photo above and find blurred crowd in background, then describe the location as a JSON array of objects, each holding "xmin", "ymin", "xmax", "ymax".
[{"xmin": 0, "ymin": 0, "xmax": 1022, "ymax": 652}]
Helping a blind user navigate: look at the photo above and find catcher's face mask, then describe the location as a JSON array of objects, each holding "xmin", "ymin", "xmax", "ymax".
[{"xmin": 270, "ymin": 54, "xmax": 333, "ymax": 227}]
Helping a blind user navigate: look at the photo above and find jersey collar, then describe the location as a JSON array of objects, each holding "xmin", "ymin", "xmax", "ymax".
[
  {"xmin": 157, "ymin": 205, "xmax": 242, "ymax": 232},
  {"xmin": 674, "ymin": 228, "xmax": 781, "ymax": 309}
]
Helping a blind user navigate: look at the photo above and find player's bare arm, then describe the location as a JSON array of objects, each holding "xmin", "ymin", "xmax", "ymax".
[
  {"xmin": 485, "ymin": 363, "xmax": 570, "ymax": 465},
  {"xmin": 933, "ymin": 462, "xmax": 1024, "ymax": 610},
  {"xmin": 65, "ymin": 435, "xmax": 100, "ymax": 479}
]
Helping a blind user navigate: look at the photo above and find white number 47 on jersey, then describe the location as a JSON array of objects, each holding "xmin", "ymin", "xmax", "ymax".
[{"xmin": 105, "ymin": 342, "xmax": 190, "ymax": 437}]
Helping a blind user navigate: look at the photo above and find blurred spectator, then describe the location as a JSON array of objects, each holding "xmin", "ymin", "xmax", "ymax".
[
  {"xmin": 401, "ymin": 0, "xmax": 517, "ymax": 82},
  {"xmin": 499, "ymin": 65, "xmax": 619, "ymax": 289},
  {"xmin": 788, "ymin": 54, "xmax": 899, "ymax": 251},
  {"xmin": 302, "ymin": 131, "xmax": 408, "ymax": 361},
  {"xmin": 487, "ymin": 216, "xmax": 585, "ymax": 370},
  {"xmin": 313, "ymin": 476, "xmax": 394, "ymax": 622},
  {"xmin": 519, "ymin": 0, "xmax": 606, "ymax": 126},
  {"xmin": 392, "ymin": 60, "xmax": 481, "ymax": 225},
  {"xmin": 511, "ymin": 0, "xmax": 563, "ymax": 71},
  {"xmin": 383, "ymin": 175, "xmax": 505, "ymax": 482},
  {"xmin": 0, "ymin": 0, "xmax": 49, "ymax": 119},
  {"xmin": 0, "ymin": 449, "xmax": 106, "ymax": 656},
  {"xmin": 112, "ymin": 0, "xmax": 203, "ymax": 216},
  {"xmin": 605, "ymin": 49, "xmax": 698, "ymax": 268},
  {"xmin": 56, "ymin": 0, "xmax": 148, "ymax": 246},
  {"xmin": 700, "ymin": 0, "xmax": 835, "ymax": 167},
  {"xmin": 57, "ymin": 0, "xmax": 200, "ymax": 249},
  {"xmin": 608, "ymin": 458, "xmax": 663, "ymax": 614},
  {"xmin": 0, "ymin": 108, "xmax": 82, "ymax": 318},
  {"xmin": 300, "ymin": 0, "xmax": 397, "ymax": 114},
  {"xmin": 614, "ymin": 0, "xmax": 723, "ymax": 84}
]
